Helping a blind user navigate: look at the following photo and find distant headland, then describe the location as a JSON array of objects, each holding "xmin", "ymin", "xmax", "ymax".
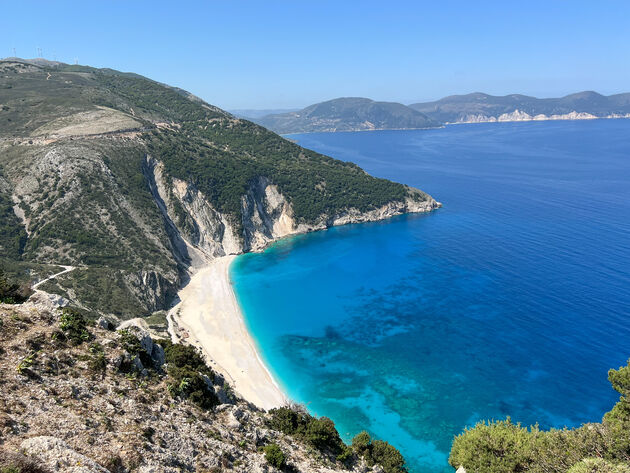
[{"xmin": 240, "ymin": 91, "xmax": 630, "ymax": 134}]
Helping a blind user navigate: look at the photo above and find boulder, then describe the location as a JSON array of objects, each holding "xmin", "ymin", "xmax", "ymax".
[{"xmin": 96, "ymin": 317, "xmax": 114, "ymax": 330}]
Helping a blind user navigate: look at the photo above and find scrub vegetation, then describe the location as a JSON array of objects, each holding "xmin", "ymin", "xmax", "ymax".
[
  {"xmin": 449, "ymin": 359, "xmax": 630, "ymax": 473},
  {"xmin": 269, "ymin": 405, "xmax": 408, "ymax": 472}
]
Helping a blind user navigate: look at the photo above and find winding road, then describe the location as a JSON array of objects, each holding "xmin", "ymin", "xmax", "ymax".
[{"xmin": 32, "ymin": 265, "xmax": 75, "ymax": 290}]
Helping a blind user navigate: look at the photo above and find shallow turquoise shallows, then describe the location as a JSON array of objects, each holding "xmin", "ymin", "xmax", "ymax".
[{"xmin": 231, "ymin": 120, "xmax": 630, "ymax": 473}]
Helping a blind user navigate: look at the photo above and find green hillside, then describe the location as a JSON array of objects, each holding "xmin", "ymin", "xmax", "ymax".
[{"xmin": 0, "ymin": 58, "xmax": 436, "ymax": 318}]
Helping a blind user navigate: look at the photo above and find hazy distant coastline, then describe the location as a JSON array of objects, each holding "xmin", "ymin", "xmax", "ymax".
[{"xmin": 241, "ymin": 91, "xmax": 630, "ymax": 134}]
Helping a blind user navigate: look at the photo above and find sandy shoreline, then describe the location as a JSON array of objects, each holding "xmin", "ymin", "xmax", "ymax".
[{"xmin": 169, "ymin": 255, "xmax": 287, "ymax": 410}]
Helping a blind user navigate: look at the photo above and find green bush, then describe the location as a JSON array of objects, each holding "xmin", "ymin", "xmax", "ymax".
[
  {"xmin": 350, "ymin": 431, "xmax": 407, "ymax": 473},
  {"xmin": 370, "ymin": 440, "xmax": 407, "ymax": 473},
  {"xmin": 449, "ymin": 359, "xmax": 630, "ymax": 473},
  {"xmin": 163, "ymin": 341, "xmax": 219, "ymax": 410},
  {"xmin": 268, "ymin": 407, "xmax": 406, "ymax": 470},
  {"xmin": 264, "ymin": 443, "xmax": 286, "ymax": 469},
  {"xmin": 88, "ymin": 342, "xmax": 107, "ymax": 373},
  {"xmin": 268, "ymin": 407, "xmax": 345, "ymax": 453},
  {"xmin": 268, "ymin": 406, "xmax": 309, "ymax": 435},
  {"xmin": 306, "ymin": 417, "xmax": 344, "ymax": 454},
  {"xmin": 58, "ymin": 307, "xmax": 91, "ymax": 345},
  {"xmin": 336, "ymin": 445, "xmax": 354, "ymax": 465},
  {"xmin": 163, "ymin": 341, "xmax": 212, "ymax": 377},
  {"xmin": 352, "ymin": 430, "xmax": 372, "ymax": 455}
]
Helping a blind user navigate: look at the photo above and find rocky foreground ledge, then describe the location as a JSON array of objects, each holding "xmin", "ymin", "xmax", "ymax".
[{"xmin": 0, "ymin": 297, "xmax": 404, "ymax": 473}]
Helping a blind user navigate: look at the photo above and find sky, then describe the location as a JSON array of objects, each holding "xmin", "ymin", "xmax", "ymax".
[{"xmin": 2, "ymin": 1, "xmax": 629, "ymax": 110}]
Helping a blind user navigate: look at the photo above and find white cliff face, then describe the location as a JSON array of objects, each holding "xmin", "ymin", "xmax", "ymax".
[
  {"xmin": 450, "ymin": 109, "xmax": 619, "ymax": 124},
  {"xmin": 145, "ymin": 157, "xmax": 440, "ymax": 267},
  {"xmin": 169, "ymin": 175, "xmax": 241, "ymax": 258},
  {"xmin": 241, "ymin": 176, "xmax": 297, "ymax": 252}
]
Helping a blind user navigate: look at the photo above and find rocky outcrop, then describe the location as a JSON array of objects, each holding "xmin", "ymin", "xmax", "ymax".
[
  {"xmin": 123, "ymin": 270, "xmax": 177, "ymax": 313},
  {"xmin": 0, "ymin": 302, "xmax": 385, "ymax": 473},
  {"xmin": 21, "ymin": 436, "xmax": 109, "ymax": 473},
  {"xmin": 241, "ymin": 176, "xmax": 296, "ymax": 251}
]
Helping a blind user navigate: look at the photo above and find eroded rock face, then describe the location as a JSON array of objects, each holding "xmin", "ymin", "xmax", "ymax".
[
  {"xmin": 144, "ymin": 157, "xmax": 240, "ymax": 265},
  {"xmin": 241, "ymin": 176, "xmax": 295, "ymax": 252},
  {"xmin": 123, "ymin": 270, "xmax": 177, "ymax": 313},
  {"xmin": 146, "ymin": 156, "xmax": 440, "ymax": 263}
]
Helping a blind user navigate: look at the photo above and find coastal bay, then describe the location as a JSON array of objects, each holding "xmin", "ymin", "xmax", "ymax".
[{"xmin": 231, "ymin": 120, "xmax": 630, "ymax": 473}]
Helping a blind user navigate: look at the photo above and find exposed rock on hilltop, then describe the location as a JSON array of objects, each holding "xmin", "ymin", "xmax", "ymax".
[
  {"xmin": 253, "ymin": 97, "xmax": 441, "ymax": 134},
  {"xmin": 0, "ymin": 58, "xmax": 439, "ymax": 318}
]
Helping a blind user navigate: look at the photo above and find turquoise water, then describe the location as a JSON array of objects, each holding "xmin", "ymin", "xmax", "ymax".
[{"xmin": 231, "ymin": 120, "xmax": 630, "ymax": 473}]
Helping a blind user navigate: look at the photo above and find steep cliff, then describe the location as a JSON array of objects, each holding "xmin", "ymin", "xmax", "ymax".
[{"xmin": 146, "ymin": 157, "xmax": 439, "ymax": 264}]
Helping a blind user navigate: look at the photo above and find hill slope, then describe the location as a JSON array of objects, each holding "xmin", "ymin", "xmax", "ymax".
[
  {"xmin": 254, "ymin": 97, "xmax": 441, "ymax": 133},
  {"xmin": 0, "ymin": 59, "xmax": 439, "ymax": 319},
  {"xmin": 409, "ymin": 91, "xmax": 630, "ymax": 123},
  {"xmin": 0, "ymin": 299, "xmax": 405, "ymax": 473}
]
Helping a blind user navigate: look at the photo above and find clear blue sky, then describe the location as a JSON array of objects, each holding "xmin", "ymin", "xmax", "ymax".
[{"xmin": 3, "ymin": 1, "xmax": 629, "ymax": 109}]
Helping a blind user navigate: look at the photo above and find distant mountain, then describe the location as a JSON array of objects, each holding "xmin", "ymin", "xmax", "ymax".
[
  {"xmin": 409, "ymin": 91, "xmax": 630, "ymax": 124},
  {"xmin": 229, "ymin": 108, "xmax": 299, "ymax": 119},
  {"xmin": 254, "ymin": 97, "xmax": 441, "ymax": 134}
]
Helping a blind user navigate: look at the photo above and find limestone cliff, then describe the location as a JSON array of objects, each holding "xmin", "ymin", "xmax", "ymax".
[{"xmin": 145, "ymin": 156, "xmax": 440, "ymax": 268}]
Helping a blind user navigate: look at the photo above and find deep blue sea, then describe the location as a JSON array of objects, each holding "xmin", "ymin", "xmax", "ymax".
[{"xmin": 231, "ymin": 120, "xmax": 630, "ymax": 473}]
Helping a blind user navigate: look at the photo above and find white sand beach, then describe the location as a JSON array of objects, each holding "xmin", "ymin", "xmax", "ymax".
[{"xmin": 169, "ymin": 255, "xmax": 287, "ymax": 410}]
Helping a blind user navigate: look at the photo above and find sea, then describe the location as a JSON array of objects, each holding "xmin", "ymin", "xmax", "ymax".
[{"xmin": 230, "ymin": 120, "xmax": 630, "ymax": 473}]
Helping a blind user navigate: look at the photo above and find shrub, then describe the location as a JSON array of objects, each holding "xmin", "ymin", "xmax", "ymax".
[
  {"xmin": 163, "ymin": 341, "xmax": 212, "ymax": 377},
  {"xmin": 351, "ymin": 431, "xmax": 407, "ymax": 473},
  {"xmin": 88, "ymin": 343, "xmax": 107, "ymax": 374},
  {"xmin": 16, "ymin": 352, "xmax": 36, "ymax": 375},
  {"xmin": 117, "ymin": 329, "xmax": 143, "ymax": 355},
  {"xmin": 336, "ymin": 445, "xmax": 354, "ymax": 465},
  {"xmin": 449, "ymin": 418, "xmax": 534, "ymax": 473},
  {"xmin": 352, "ymin": 430, "xmax": 372, "ymax": 455},
  {"xmin": 267, "ymin": 405, "xmax": 405, "ymax": 470},
  {"xmin": 264, "ymin": 443, "xmax": 286, "ymax": 469},
  {"xmin": 59, "ymin": 307, "xmax": 91, "ymax": 345},
  {"xmin": 268, "ymin": 406, "xmax": 308, "ymax": 435},
  {"xmin": 161, "ymin": 340, "xmax": 219, "ymax": 409},
  {"xmin": 117, "ymin": 329, "xmax": 155, "ymax": 369},
  {"xmin": 306, "ymin": 417, "xmax": 344, "ymax": 454},
  {"xmin": 167, "ymin": 365, "xmax": 219, "ymax": 410},
  {"xmin": 449, "ymin": 359, "xmax": 630, "ymax": 473},
  {"xmin": 370, "ymin": 440, "xmax": 407, "ymax": 473}
]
